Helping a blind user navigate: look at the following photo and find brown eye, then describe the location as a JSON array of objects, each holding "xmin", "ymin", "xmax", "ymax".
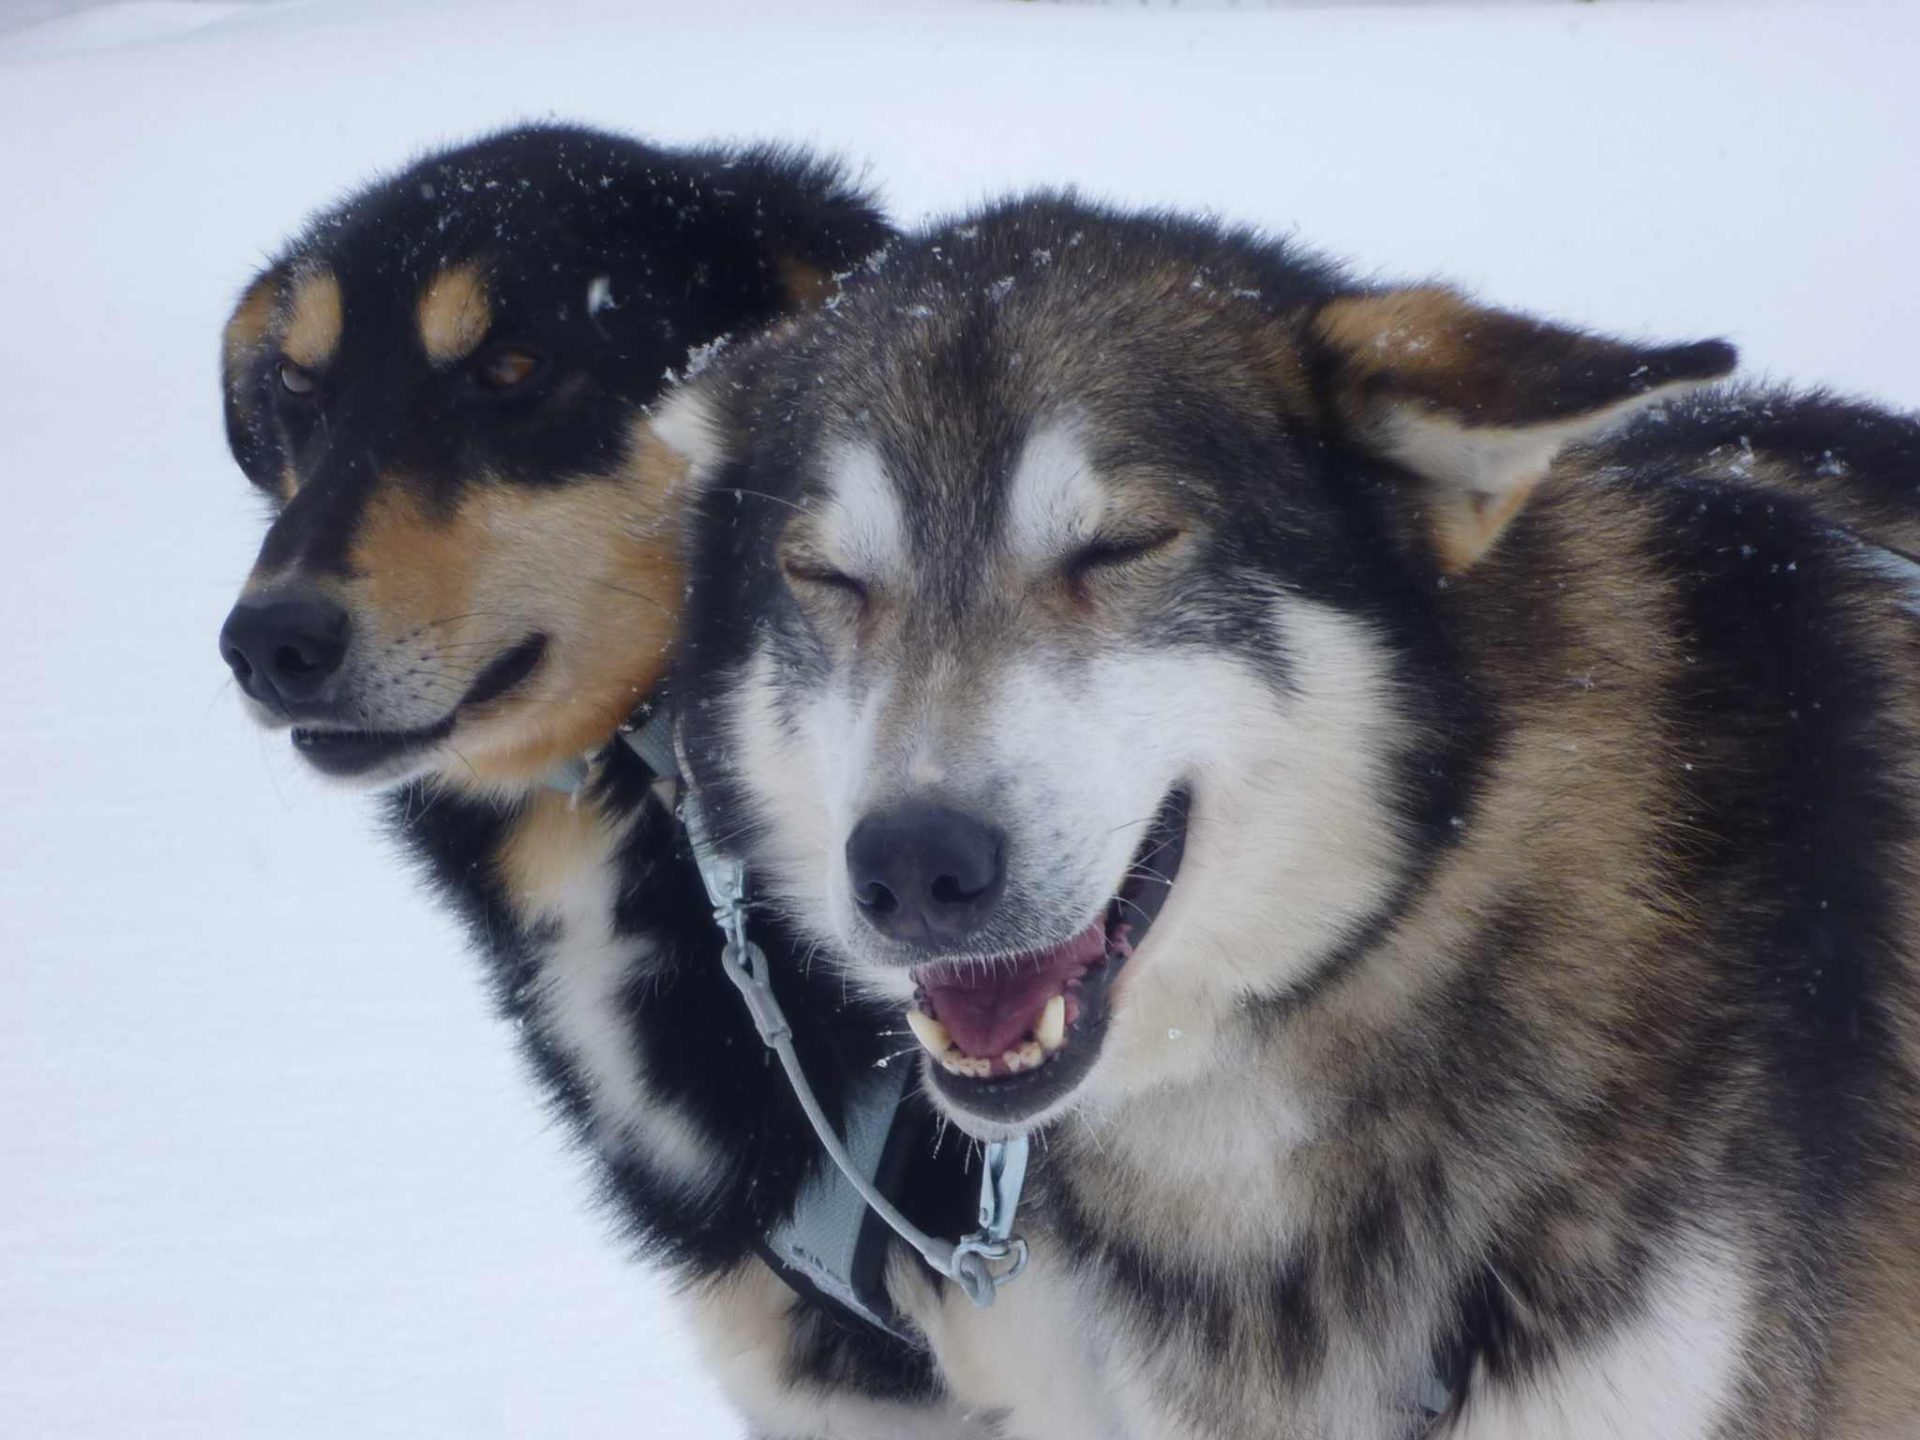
[
  {"xmin": 474, "ymin": 346, "xmax": 543, "ymax": 392},
  {"xmin": 276, "ymin": 360, "xmax": 318, "ymax": 397}
]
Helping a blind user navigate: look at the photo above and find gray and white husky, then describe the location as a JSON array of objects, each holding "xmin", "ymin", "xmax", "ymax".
[{"xmin": 655, "ymin": 195, "xmax": 1920, "ymax": 1438}]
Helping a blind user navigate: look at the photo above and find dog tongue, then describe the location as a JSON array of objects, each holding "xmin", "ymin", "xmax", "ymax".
[{"xmin": 918, "ymin": 922, "xmax": 1106, "ymax": 1059}]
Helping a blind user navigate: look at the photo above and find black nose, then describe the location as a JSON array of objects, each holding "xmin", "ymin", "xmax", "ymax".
[
  {"xmin": 219, "ymin": 594, "xmax": 349, "ymax": 710},
  {"xmin": 846, "ymin": 801, "xmax": 1007, "ymax": 947}
]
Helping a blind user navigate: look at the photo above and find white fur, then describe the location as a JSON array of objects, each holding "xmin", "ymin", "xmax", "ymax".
[
  {"xmin": 647, "ymin": 387, "xmax": 727, "ymax": 484},
  {"xmin": 819, "ymin": 440, "xmax": 909, "ymax": 580},
  {"xmin": 1447, "ymin": 1238, "xmax": 1750, "ymax": 1440},
  {"xmin": 727, "ymin": 573, "xmax": 1410, "ymax": 1139},
  {"xmin": 1375, "ymin": 378, "xmax": 1706, "ymax": 501},
  {"xmin": 1003, "ymin": 417, "xmax": 1106, "ymax": 565},
  {"xmin": 895, "ymin": 1238, "xmax": 1121, "ymax": 1440},
  {"xmin": 516, "ymin": 807, "xmax": 719, "ymax": 1190}
]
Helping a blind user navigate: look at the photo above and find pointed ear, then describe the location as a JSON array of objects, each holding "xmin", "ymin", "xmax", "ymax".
[{"xmin": 1311, "ymin": 288, "xmax": 1736, "ymax": 570}]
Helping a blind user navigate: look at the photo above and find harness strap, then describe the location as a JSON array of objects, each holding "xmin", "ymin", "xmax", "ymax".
[
  {"xmin": 541, "ymin": 707, "xmax": 680, "ymax": 796},
  {"xmin": 542, "ymin": 715, "xmax": 1029, "ymax": 1319},
  {"xmin": 756, "ymin": 1062, "xmax": 919, "ymax": 1343},
  {"xmin": 680, "ymin": 785, "xmax": 1030, "ymax": 1311},
  {"xmin": 551, "ymin": 716, "xmax": 1444, "ymax": 1411}
]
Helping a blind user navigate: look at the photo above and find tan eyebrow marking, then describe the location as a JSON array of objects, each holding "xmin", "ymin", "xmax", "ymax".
[
  {"xmin": 417, "ymin": 261, "xmax": 492, "ymax": 366},
  {"xmin": 222, "ymin": 272, "xmax": 280, "ymax": 376},
  {"xmin": 281, "ymin": 267, "xmax": 343, "ymax": 369}
]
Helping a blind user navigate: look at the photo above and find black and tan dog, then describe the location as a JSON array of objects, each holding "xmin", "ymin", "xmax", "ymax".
[
  {"xmin": 656, "ymin": 196, "xmax": 1920, "ymax": 1437},
  {"xmin": 215, "ymin": 125, "xmax": 988, "ymax": 1439}
]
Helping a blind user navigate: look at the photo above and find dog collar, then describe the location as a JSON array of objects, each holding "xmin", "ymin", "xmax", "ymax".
[{"xmin": 540, "ymin": 707, "xmax": 680, "ymax": 796}]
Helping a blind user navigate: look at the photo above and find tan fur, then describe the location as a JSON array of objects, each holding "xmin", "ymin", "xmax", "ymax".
[
  {"xmin": 281, "ymin": 267, "xmax": 343, "ymax": 370},
  {"xmin": 779, "ymin": 258, "xmax": 835, "ymax": 311},
  {"xmin": 1831, "ymin": 1188, "xmax": 1920, "ymax": 1438},
  {"xmin": 342, "ymin": 424, "xmax": 688, "ymax": 787},
  {"xmin": 1312, "ymin": 291, "xmax": 1730, "ymax": 571},
  {"xmin": 1304, "ymin": 484, "xmax": 1696, "ymax": 1070},
  {"xmin": 416, "ymin": 261, "xmax": 491, "ymax": 366},
  {"xmin": 222, "ymin": 272, "xmax": 280, "ymax": 379},
  {"xmin": 349, "ymin": 482, "xmax": 474, "ymax": 642},
  {"xmin": 1313, "ymin": 289, "xmax": 1481, "ymax": 407},
  {"xmin": 497, "ymin": 789, "xmax": 619, "ymax": 912},
  {"xmin": 1431, "ymin": 479, "xmax": 1537, "ymax": 573}
]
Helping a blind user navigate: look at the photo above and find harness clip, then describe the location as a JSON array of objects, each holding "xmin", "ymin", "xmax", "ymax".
[{"xmin": 679, "ymin": 787, "xmax": 1032, "ymax": 1312}]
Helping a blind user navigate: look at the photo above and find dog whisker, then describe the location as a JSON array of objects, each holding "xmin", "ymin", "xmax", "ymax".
[
  {"xmin": 712, "ymin": 486, "xmax": 811, "ymax": 516},
  {"xmin": 586, "ymin": 577, "xmax": 673, "ymax": 614},
  {"xmin": 444, "ymin": 744, "xmax": 482, "ymax": 782}
]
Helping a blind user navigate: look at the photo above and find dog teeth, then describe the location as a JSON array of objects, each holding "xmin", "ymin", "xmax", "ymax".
[
  {"xmin": 905, "ymin": 1008, "xmax": 951, "ymax": 1059},
  {"xmin": 1036, "ymin": 994, "xmax": 1067, "ymax": 1052},
  {"xmin": 916, "ymin": 995, "xmax": 1069, "ymax": 1080},
  {"xmin": 1001, "ymin": 1040, "xmax": 1046, "ymax": 1074}
]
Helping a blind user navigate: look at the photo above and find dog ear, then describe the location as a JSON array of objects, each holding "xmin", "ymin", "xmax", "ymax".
[
  {"xmin": 721, "ymin": 147, "xmax": 894, "ymax": 313},
  {"xmin": 220, "ymin": 264, "xmax": 287, "ymax": 489},
  {"xmin": 1311, "ymin": 288, "xmax": 1736, "ymax": 571}
]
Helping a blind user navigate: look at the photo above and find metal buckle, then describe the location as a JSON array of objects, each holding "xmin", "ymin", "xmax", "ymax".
[{"xmin": 949, "ymin": 1135, "xmax": 1032, "ymax": 1305}]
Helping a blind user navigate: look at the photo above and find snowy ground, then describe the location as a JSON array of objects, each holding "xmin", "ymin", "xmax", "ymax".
[{"xmin": 2, "ymin": 0, "xmax": 1916, "ymax": 1435}]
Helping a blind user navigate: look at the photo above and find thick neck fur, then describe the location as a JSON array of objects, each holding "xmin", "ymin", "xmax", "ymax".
[{"xmin": 1007, "ymin": 462, "xmax": 1920, "ymax": 1439}]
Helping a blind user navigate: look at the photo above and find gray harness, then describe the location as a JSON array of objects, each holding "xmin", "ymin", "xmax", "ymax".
[
  {"xmin": 678, "ymin": 776, "xmax": 1034, "ymax": 1316},
  {"xmin": 551, "ymin": 713, "xmax": 1029, "ymax": 1343}
]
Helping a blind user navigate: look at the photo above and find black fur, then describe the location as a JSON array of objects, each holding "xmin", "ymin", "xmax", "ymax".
[
  {"xmin": 219, "ymin": 126, "xmax": 980, "ymax": 1426},
  {"xmin": 226, "ymin": 123, "xmax": 890, "ymax": 574}
]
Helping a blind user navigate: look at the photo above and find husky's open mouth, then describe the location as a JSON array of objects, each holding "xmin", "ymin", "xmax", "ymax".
[
  {"xmin": 904, "ymin": 789, "xmax": 1189, "ymax": 1125},
  {"xmin": 290, "ymin": 633, "xmax": 548, "ymax": 778}
]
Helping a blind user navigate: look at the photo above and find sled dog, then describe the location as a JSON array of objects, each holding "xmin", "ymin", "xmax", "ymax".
[
  {"xmin": 658, "ymin": 194, "xmax": 1920, "ymax": 1438},
  {"xmin": 215, "ymin": 125, "xmax": 987, "ymax": 1439}
]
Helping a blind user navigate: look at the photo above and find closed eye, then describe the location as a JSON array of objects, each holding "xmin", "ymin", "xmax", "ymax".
[
  {"xmin": 784, "ymin": 560, "xmax": 869, "ymax": 604},
  {"xmin": 1064, "ymin": 527, "xmax": 1183, "ymax": 580}
]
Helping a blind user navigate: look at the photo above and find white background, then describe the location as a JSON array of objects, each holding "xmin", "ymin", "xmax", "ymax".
[{"xmin": 3, "ymin": 0, "xmax": 1916, "ymax": 1434}]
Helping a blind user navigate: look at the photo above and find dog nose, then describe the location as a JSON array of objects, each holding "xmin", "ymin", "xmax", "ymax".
[
  {"xmin": 846, "ymin": 802, "xmax": 1008, "ymax": 946},
  {"xmin": 219, "ymin": 594, "xmax": 349, "ymax": 709}
]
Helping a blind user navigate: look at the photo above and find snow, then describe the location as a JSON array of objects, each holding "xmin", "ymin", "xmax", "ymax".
[{"xmin": 2, "ymin": 0, "xmax": 1916, "ymax": 1434}]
